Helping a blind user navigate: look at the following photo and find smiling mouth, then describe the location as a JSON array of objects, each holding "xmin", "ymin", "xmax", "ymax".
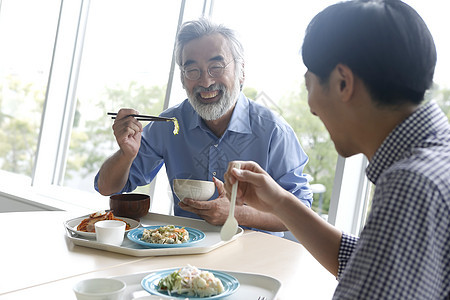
[{"xmin": 199, "ymin": 90, "xmax": 220, "ymax": 100}]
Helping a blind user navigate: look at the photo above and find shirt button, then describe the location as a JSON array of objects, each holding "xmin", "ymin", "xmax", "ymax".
[{"xmin": 212, "ymin": 171, "xmax": 217, "ymax": 176}]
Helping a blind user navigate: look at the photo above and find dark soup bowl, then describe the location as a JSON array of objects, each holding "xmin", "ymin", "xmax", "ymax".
[{"xmin": 109, "ymin": 193, "xmax": 150, "ymax": 220}]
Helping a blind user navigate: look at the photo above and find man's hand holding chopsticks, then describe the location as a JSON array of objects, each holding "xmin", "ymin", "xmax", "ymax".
[{"xmin": 112, "ymin": 108, "xmax": 143, "ymax": 161}]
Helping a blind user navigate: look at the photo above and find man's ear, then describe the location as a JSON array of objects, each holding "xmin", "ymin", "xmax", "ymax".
[{"xmin": 335, "ymin": 63, "xmax": 355, "ymax": 102}]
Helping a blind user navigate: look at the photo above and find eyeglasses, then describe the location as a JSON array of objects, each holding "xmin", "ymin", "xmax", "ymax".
[{"xmin": 182, "ymin": 60, "xmax": 235, "ymax": 81}]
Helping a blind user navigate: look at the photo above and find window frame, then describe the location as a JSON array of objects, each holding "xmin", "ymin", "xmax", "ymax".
[
  {"xmin": 33, "ymin": 0, "xmax": 89, "ymax": 187},
  {"xmin": 328, "ymin": 155, "xmax": 371, "ymax": 235}
]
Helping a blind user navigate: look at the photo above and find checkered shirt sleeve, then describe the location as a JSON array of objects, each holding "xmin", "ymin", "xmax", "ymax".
[{"xmin": 337, "ymin": 233, "xmax": 358, "ymax": 279}]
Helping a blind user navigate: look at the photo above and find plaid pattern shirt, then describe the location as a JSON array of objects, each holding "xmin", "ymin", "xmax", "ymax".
[{"xmin": 333, "ymin": 101, "xmax": 450, "ymax": 299}]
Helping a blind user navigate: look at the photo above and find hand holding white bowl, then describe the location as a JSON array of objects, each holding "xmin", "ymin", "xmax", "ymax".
[{"xmin": 173, "ymin": 179, "xmax": 215, "ymax": 202}]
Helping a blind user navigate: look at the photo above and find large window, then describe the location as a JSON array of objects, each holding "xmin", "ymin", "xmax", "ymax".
[
  {"xmin": 63, "ymin": 1, "xmax": 181, "ymax": 191},
  {"xmin": 0, "ymin": 0, "xmax": 60, "ymax": 180},
  {"xmin": 0, "ymin": 0, "xmax": 449, "ymax": 229}
]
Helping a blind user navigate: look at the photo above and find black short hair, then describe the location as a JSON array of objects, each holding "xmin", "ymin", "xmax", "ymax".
[{"xmin": 302, "ymin": 0, "xmax": 436, "ymax": 106}]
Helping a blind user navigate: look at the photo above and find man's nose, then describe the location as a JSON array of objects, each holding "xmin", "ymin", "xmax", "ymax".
[{"xmin": 197, "ymin": 69, "xmax": 216, "ymax": 87}]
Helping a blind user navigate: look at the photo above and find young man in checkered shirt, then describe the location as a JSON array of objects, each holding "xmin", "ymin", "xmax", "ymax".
[{"xmin": 224, "ymin": 0, "xmax": 450, "ymax": 298}]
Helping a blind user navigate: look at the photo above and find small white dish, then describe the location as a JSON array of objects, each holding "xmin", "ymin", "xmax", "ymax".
[
  {"xmin": 95, "ymin": 220, "xmax": 126, "ymax": 246},
  {"xmin": 73, "ymin": 278, "xmax": 126, "ymax": 300}
]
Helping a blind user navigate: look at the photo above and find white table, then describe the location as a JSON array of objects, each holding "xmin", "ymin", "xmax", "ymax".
[{"xmin": 0, "ymin": 211, "xmax": 337, "ymax": 299}]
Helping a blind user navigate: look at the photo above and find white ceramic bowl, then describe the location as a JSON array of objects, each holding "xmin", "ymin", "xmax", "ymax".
[
  {"xmin": 173, "ymin": 179, "xmax": 215, "ymax": 201},
  {"xmin": 73, "ymin": 278, "xmax": 126, "ymax": 300},
  {"xmin": 95, "ymin": 220, "xmax": 126, "ymax": 246}
]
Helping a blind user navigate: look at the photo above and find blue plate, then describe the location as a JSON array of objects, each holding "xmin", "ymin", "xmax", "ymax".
[
  {"xmin": 141, "ymin": 268, "xmax": 239, "ymax": 299},
  {"xmin": 127, "ymin": 225, "xmax": 205, "ymax": 248}
]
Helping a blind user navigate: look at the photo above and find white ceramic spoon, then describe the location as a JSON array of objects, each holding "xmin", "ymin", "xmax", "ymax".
[{"xmin": 220, "ymin": 163, "xmax": 241, "ymax": 241}]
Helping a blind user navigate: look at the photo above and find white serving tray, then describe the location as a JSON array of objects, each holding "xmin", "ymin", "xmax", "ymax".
[
  {"xmin": 65, "ymin": 212, "xmax": 243, "ymax": 257},
  {"xmin": 113, "ymin": 269, "xmax": 281, "ymax": 300}
]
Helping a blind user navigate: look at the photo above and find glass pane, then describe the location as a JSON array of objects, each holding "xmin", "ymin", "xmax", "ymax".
[
  {"xmin": 403, "ymin": 0, "xmax": 450, "ymax": 119},
  {"xmin": 166, "ymin": 1, "xmax": 208, "ymax": 107},
  {"xmin": 211, "ymin": 0, "xmax": 339, "ymax": 217},
  {"xmin": 0, "ymin": 0, "xmax": 60, "ymax": 181},
  {"xmin": 63, "ymin": 0, "xmax": 182, "ymax": 192}
]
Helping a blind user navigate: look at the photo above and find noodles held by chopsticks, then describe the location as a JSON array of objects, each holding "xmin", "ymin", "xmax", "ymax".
[{"xmin": 170, "ymin": 118, "xmax": 179, "ymax": 135}]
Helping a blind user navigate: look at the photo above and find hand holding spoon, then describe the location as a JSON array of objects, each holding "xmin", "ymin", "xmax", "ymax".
[{"xmin": 220, "ymin": 163, "xmax": 241, "ymax": 241}]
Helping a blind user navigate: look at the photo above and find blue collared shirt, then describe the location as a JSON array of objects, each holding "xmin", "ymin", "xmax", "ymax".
[
  {"xmin": 95, "ymin": 93, "xmax": 313, "ymax": 235},
  {"xmin": 334, "ymin": 101, "xmax": 450, "ymax": 299}
]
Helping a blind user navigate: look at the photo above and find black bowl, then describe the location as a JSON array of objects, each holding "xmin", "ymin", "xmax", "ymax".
[{"xmin": 109, "ymin": 193, "xmax": 150, "ymax": 220}]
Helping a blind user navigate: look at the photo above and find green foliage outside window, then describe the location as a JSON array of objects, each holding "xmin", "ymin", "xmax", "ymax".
[
  {"xmin": 0, "ymin": 75, "xmax": 45, "ymax": 176},
  {"xmin": 65, "ymin": 82, "xmax": 166, "ymax": 180}
]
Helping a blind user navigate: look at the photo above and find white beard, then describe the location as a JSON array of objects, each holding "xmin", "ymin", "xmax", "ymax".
[{"xmin": 187, "ymin": 77, "xmax": 240, "ymax": 121}]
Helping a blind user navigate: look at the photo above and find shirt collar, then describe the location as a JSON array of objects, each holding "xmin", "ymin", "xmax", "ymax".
[
  {"xmin": 366, "ymin": 100, "xmax": 447, "ymax": 184},
  {"xmin": 228, "ymin": 92, "xmax": 252, "ymax": 134},
  {"xmin": 187, "ymin": 92, "xmax": 252, "ymax": 134}
]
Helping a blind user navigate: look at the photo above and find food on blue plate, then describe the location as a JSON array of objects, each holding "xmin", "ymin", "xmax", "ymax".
[
  {"xmin": 157, "ymin": 265, "xmax": 224, "ymax": 297},
  {"xmin": 141, "ymin": 225, "xmax": 189, "ymax": 244},
  {"xmin": 76, "ymin": 211, "xmax": 130, "ymax": 232}
]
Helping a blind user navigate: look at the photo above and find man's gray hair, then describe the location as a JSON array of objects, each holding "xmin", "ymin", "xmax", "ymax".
[{"xmin": 175, "ymin": 18, "xmax": 245, "ymax": 82}]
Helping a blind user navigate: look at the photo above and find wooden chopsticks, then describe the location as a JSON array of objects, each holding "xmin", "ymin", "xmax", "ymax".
[{"xmin": 107, "ymin": 112, "xmax": 174, "ymax": 122}]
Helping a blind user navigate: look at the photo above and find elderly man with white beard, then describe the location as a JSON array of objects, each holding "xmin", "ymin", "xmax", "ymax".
[{"xmin": 95, "ymin": 18, "xmax": 312, "ymax": 236}]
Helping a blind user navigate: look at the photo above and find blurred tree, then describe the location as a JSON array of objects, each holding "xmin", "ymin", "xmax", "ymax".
[
  {"xmin": 277, "ymin": 81, "xmax": 338, "ymax": 214},
  {"xmin": 0, "ymin": 119, "xmax": 36, "ymax": 174},
  {"xmin": 242, "ymin": 82, "xmax": 338, "ymax": 215},
  {"xmin": 428, "ymin": 83, "xmax": 450, "ymax": 118},
  {"xmin": 0, "ymin": 75, "xmax": 44, "ymax": 176},
  {"xmin": 243, "ymin": 86, "xmax": 258, "ymax": 99},
  {"xmin": 65, "ymin": 82, "xmax": 165, "ymax": 180}
]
